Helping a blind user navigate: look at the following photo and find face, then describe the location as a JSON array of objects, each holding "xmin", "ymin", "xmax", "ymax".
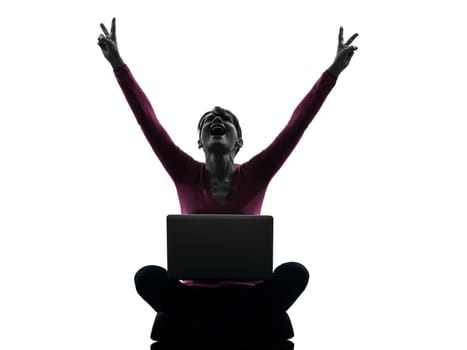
[{"xmin": 198, "ymin": 108, "xmax": 243, "ymax": 156}]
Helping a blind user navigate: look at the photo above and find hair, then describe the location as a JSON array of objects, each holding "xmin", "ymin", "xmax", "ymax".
[{"xmin": 197, "ymin": 106, "xmax": 243, "ymax": 155}]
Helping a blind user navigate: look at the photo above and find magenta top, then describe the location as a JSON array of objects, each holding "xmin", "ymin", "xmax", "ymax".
[{"xmin": 114, "ymin": 64, "xmax": 337, "ymax": 287}]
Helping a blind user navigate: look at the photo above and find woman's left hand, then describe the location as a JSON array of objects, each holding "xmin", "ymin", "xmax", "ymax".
[{"xmin": 328, "ymin": 27, "xmax": 358, "ymax": 77}]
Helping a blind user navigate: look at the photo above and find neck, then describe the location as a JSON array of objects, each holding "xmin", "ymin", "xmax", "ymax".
[{"xmin": 205, "ymin": 153, "xmax": 235, "ymax": 181}]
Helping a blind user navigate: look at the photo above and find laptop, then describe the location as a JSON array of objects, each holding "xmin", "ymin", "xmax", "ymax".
[{"xmin": 167, "ymin": 214, "xmax": 273, "ymax": 280}]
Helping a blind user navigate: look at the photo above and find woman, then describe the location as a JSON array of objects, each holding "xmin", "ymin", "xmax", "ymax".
[{"xmin": 97, "ymin": 18, "xmax": 358, "ymax": 316}]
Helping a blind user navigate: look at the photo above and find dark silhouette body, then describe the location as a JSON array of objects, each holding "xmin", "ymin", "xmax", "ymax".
[{"xmin": 98, "ymin": 17, "xmax": 358, "ymax": 344}]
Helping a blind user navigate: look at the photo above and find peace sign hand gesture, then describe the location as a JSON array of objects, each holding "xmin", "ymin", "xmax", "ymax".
[
  {"xmin": 97, "ymin": 17, "xmax": 124, "ymax": 69},
  {"xmin": 329, "ymin": 27, "xmax": 358, "ymax": 77}
]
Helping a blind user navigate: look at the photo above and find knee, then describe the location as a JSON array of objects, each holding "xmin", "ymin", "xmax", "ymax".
[
  {"xmin": 134, "ymin": 265, "xmax": 168, "ymax": 290},
  {"xmin": 273, "ymin": 262, "xmax": 309, "ymax": 288}
]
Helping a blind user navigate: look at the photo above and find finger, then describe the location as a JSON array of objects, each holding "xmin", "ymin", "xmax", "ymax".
[
  {"xmin": 345, "ymin": 33, "xmax": 359, "ymax": 46},
  {"xmin": 343, "ymin": 47, "xmax": 357, "ymax": 61},
  {"xmin": 110, "ymin": 17, "xmax": 116, "ymax": 41},
  {"xmin": 97, "ymin": 35, "xmax": 112, "ymax": 47},
  {"xmin": 97, "ymin": 36, "xmax": 107, "ymax": 49},
  {"xmin": 97, "ymin": 34, "xmax": 108, "ymax": 43},
  {"xmin": 343, "ymin": 45, "xmax": 358, "ymax": 53},
  {"xmin": 97, "ymin": 40, "xmax": 106, "ymax": 50},
  {"xmin": 338, "ymin": 26, "xmax": 344, "ymax": 46},
  {"xmin": 100, "ymin": 23, "xmax": 110, "ymax": 36}
]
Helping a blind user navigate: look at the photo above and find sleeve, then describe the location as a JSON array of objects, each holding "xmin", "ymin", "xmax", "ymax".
[
  {"xmin": 113, "ymin": 65, "xmax": 194, "ymax": 182},
  {"xmin": 242, "ymin": 70, "xmax": 337, "ymax": 182}
]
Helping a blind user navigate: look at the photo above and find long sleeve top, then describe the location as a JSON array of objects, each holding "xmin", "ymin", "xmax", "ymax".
[{"xmin": 114, "ymin": 64, "xmax": 337, "ymax": 287}]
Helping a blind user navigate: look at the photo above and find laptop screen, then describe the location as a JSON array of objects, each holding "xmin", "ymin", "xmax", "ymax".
[{"xmin": 167, "ymin": 214, "xmax": 273, "ymax": 280}]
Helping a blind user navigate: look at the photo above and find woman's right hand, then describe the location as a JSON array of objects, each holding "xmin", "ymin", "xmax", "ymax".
[{"xmin": 97, "ymin": 17, "xmax": 124, "ymax": 69}]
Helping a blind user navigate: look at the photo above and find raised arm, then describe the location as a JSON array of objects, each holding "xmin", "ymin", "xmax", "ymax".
[
  {"xmin": 244, "ymin": 27, "xmax": 358, "ymax": 181},
  {"xmin": 97, "ymin": 18, "xmax": 193, "ymax": 181}
]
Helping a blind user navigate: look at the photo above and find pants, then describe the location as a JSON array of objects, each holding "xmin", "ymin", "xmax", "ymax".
[{"xmin": 134, "ymin": 262, "xmax": 309, "ymax": 316}]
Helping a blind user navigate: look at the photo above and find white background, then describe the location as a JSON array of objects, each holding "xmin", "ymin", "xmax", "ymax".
[{"xmin": 1, "ymin": 1, "xmax": 466, "ymax": 349}]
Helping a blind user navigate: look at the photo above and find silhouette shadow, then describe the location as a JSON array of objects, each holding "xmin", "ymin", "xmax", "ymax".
[{"xmin": 151, "ymin": 339, "xmax": 294, "ymax": 350}]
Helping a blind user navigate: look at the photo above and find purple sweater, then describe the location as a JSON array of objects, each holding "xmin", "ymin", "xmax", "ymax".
[{"xmin": 114, "ymin": 65, "xmax": 336, "ymax": 287}]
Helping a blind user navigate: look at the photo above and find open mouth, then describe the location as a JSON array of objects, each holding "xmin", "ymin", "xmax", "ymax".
[{"xmin": 210, "ymin": 124, "xmax": 226, "ymax": 136}]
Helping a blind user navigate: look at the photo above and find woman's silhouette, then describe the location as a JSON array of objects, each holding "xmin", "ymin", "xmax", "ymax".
[{"xmin": 97, "ymin": 18, "xmax": 358, "ymax": 316}]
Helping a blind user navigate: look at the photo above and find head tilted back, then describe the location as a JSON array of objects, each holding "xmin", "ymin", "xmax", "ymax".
[
  {"xmin": 197, "ymin": 106, "xmax": 243, "ymax": 155},
  {"xmin": 197, "ymin": 106, "xmax": 242, "ymax": 139}
]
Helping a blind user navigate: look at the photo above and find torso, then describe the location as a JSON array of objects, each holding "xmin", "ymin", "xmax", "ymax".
[{"xmin": 209, "ymin": 178, "xmax": 232, "ymax": 204}]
